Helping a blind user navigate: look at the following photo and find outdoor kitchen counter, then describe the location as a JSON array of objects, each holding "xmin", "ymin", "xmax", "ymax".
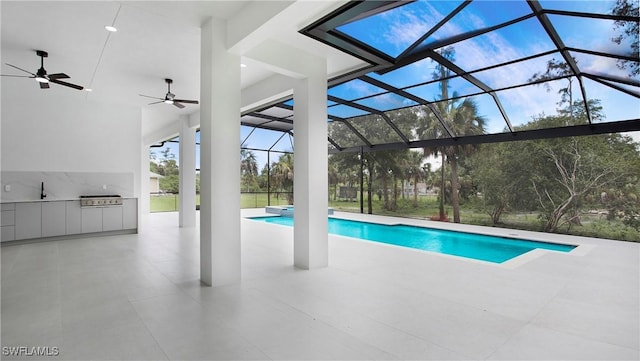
[
  {"xmin": 1, "ymin": 198, "xmax": 138, "ymax": 243},
  {"xmin": 0, "ymin": 197, "xmax": 137, "ymax": 203}
]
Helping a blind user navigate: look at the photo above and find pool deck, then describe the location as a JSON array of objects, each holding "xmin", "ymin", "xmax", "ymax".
[{"xmin": 2, "ymin": 209, "xmax": 638, "ymax": 360}]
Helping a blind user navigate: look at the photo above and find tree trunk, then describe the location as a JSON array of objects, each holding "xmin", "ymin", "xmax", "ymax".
[
  {"xmin": 439, "ymin": 153, "xmax": 446, "ymax": 220},
  {"xmin": 450, "ymin": 155, "xmax": 461, "ymax": 223},
  {"xmin": 413, "ymin": 175, "xmax": 419, "ymax": 208},
  {"xmin": 391, "ymin": 176, "xmax": 398, "ymax": 211},
  {"xmin": 367, "ymin": 163, "xmax": 374, "ymax": 214},
  {"xmin": 491, "ymin": 205, "xmax": 504, "ymax": 225},
  {"xmin": 382, "ymin": 175, "xmax": 390, "ymax": 210},
  {"xmin": 544, "ymin": 196, "xmax": 574, "ymax": 232},
  {"xmin": 367, "ymin": 179, "xmax": 373, "ymax": 214}
]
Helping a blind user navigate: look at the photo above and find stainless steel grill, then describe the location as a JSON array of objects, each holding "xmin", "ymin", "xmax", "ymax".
[{"xmin": 80, "ymin": 195, "xmax": 123, "ymax": 207}]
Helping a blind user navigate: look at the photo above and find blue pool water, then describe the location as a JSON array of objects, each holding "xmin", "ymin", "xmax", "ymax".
[{"xmin": 249, "ymin": 216, "xmax": 576, "ymax": 263}]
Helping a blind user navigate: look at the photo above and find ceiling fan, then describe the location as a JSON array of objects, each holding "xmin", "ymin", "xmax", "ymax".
[
  {"xmin": 139, "ymin": 78, "xmax": 199, "ymax": 109},
  {"xmin": 1, "ymin": 50, "xmax": 84, "ymax": 90}
]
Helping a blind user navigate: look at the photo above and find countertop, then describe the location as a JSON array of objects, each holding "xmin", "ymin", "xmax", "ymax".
[{"xmin": 1, "ymin": 197, "xmax": 137, "ymax": 204}]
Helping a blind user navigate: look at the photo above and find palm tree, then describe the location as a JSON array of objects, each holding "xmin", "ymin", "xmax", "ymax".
[
  {"xmin": 271, "ymin": 153, "xmax": 294, "ymax": 204},
  {"xmin": 328, "ymin": 156, "xmax": 340, "ymax": 201},
  {"xmin": 442, "ymin": 99, "xmax": 485, "ymax": 222},
  {"xmin": 403, "ymin": 150, "xmax": 425, "ymax": 208},
  {"xmin": 373, "ymin": 150, "xmax": 405, "ymax": 211},
  {"xmin": 240, "ymin": 149, "xmax": 258, "ymax": 192},
  {"xmin": 417, "ymin": 47, "xmax": 486, "ymax": 222}
]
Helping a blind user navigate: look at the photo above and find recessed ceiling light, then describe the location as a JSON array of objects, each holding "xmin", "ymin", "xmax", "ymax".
[
  {"xmin": 240, "ymin": 63, "xmax": 247, "ymax": 68},
  {"xmin": 105, "ymin": 25, "xmax": 117, "ymax": 32},
  {"xmin": 84, "ymin": 88, "xmax": 93, "ymax": 92}
]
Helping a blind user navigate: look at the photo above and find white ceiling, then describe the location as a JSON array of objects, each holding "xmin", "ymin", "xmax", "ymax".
[{"xmin": 1, "ymin": 0, "xmax": 364, "ymax": 139}]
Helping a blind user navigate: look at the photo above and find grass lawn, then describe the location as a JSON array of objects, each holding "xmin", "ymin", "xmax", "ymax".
[
  {"xmin": 329, "ymin": 195, "xmax": 640, "ymax": 242},
  {"xmin": 150, "ymin": 192, "xmax": 639, "ymax": 241},
  {"xmin": 150, "ymin": 194, "xmax": 181, "ymax": 212},
  {"xmin": 151, "ymin": 193, "xmax": 291, "ymax": 212}
]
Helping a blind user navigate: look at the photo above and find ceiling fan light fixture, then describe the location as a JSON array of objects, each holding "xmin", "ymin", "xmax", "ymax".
[
  {"xmin": 35, "ymin": 76, "xmax": 49, "ymax": 83},
  {"xmin": 139, "ymin": 78, "xmax": 197, "ymax": 108},
  {"xmin": 105, "ymin": 25, "xmax": 118, "ymax": 32}
]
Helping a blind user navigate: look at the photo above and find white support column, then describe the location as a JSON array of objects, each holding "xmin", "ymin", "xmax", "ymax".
[
  {"xmin": 293, "ymin": 63, "xmax": 328, "ymax": 269},
  {"xmin": 139, "ymin": 141, "xmax": 150, "ymax": 232},
  {"xmin": 179, "ymin": 116, "xmax": 196, "ymax": 227},
  {"xmin": 200, "ymin": 18, "xmax": 241, "ymax": 286}
]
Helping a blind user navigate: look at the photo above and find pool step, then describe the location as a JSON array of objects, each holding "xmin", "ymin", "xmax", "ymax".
[{"xmin": 265, "ymin": 205, "xmax": 334, "ymax": 217}]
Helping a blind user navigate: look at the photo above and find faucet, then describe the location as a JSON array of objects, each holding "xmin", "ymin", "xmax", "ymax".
[{"xmin": 40, "ymin": 181, "xmax": 46, "ymax": 199}]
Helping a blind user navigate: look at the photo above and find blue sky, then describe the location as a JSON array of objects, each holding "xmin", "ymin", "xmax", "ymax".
[
  {"xmin": 334, "ymin": 0, "xmax": 637, "ymax": 133},
  {"xmin": 152, "ymin": 0, "xmax": 638, "ymax": 172}
]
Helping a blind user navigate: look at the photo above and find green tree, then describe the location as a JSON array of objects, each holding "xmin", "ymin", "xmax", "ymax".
[
  {"xmin": 611, "ymin": 0, "xmax": 639, "ymax": 76},
  {"xmin": 472, "ymin": 143, "xmax": 518, "ymax": 224},
  {"xmin": 150, "ymin": 147, "xmax": 180, "ymax": 193},
  {"xmin": 529, "ymin": 132, "xmax": 635, "ymax": 232},
  {"xmin": 271, "ymin": 153, "xmax": 294, "ymax": 204},
  {"xmin": 240, "ymin": 149, "xmax": 259, "ymax": 192},
  {"xmin": 372, "ymin": 150, "xmax": 408, "ymax": 211},
  {"xmin": 402, "ymin": 150, "xmax": 425, "ymax": 208},
  {"xmin": 417, "ymin": 47, "xmax": 486, "ymax": 222},
  {"xmin": 328, "ymin": 111, "xmax": 416, "ymax": 213},
  {"xmin": 528, "ymin": 57, "xmax": 579, "ymax": 119},
  {"xmin": 150, "ymin": 160, "xmax": 160, "ymax": 175},
  {"xmin": 328, "ymin": 157, "xmax": 341, "ymax": 201}
]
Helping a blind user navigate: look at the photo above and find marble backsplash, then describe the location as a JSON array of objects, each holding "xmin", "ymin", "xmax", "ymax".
[{"xmin": 1, "ymin": 171, "xmax": 134, "ymax": 202}]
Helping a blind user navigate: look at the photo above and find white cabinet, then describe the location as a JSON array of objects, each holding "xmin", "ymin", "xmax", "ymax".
[
  {"xmin": 2, "ymin": 197, "xmax": 137, "ymax": 241},
  {"xmin": 102, "ymin": 207, "xmax": 123, "ymax": 231},
  {"xmin": 1, "ymin": 203, "xmax": 15, "ymax": 225},
  {"xmin": 81, "ymin": 207, "xmax": 102, "ymax": 233},
  {"xmin": 66, "ymin": 201, "xmax": 82, "ymax": 235},
  {"xmin": 122, "ymin": 199, "xmax": 137, "ymax": 230},
  {"xmin": 15, "ymin": 202, "xmax": 42, "ymax": 240},
  {"xmin": 1, "ymin": 226, "xmax": 15, "ymax": 242},
  {"xmin": 82, "ymin": 206, "xmax": 126, "ymax": 233},
  {"xmin": 1, "ymin": 203, "xmax": 16, "ymax": 241},
  {"xmin": 42, "ymin": 201, "xmax": 66, "ymax": 237},
  {"xmin": 1, "ymin": 210, "xmax": 15, "ymax": 226}
]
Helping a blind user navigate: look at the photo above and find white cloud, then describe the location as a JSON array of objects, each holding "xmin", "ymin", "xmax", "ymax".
[
  {"xmin": 381, "ymin": 1, "xmax": 446, "ymax": 54},
  {"xmin": 345, "ymin": 79, "xmax": 382, "ymax": 99},
  {"xmin": 581, "ymin": 53, "xmax": 627, "ymax": 78},
  {"xmin": 367, "ymin": 2, "xmax": 638, "ymax": 128}
]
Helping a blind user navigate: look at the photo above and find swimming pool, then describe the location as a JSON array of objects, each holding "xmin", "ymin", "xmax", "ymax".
[{"xmin": 249, "ymin": 216, "xmax": 576, "ymax": 263}]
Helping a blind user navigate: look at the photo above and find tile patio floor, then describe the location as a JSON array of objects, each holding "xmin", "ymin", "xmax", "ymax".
[{"xmin": 2, "ymin": 209, "xmax": 638, "ymax": 360}]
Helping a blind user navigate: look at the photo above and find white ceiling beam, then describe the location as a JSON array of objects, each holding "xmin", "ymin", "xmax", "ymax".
[
  {"xmin": 227, "ymin": 0, "xmax": 349, "ymax": 55},
  {"xmin": 241, "ymin": 73, "xmax": 296, "ymax": 113},
  {"xmin": 227, "ymin": 1, "xmax": 295, "ymax": 54},
  {"xmin": 245, "ymin": 39, "xmax": 325, "ymax": 79}
]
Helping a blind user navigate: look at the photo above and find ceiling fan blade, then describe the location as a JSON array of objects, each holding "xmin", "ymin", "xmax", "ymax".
[
  {"xmin": 139, "ymin": 94, "xmax": 164, "ymax": 101},
  {"xmin": 49, "ymin": 79, "xmax": 83, "ymax": 90},
  {"xmin": 173, "ymin": 102, "xmax": 186, "ymax": 109},
  {"xmin": 0, "ymin": 74, "xmax": 34, "ymax": 78},
  {"xmin": 173, "ymin": 99, "xmax": 199, "ymax": 104},
  {"xmin": 148, "ymin": 101, "xmax": 164, "ymax": 105},
  {"xmin": 5, "ymin": 63, "xmax": 35, "ymax": 76},
  {"xmin": 39, "ymin": 82, "xmax": 50, "ymax": 89},
  {"xmin": 47, "ymin": 73, "xmax": 70, "ymax": 80}
]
